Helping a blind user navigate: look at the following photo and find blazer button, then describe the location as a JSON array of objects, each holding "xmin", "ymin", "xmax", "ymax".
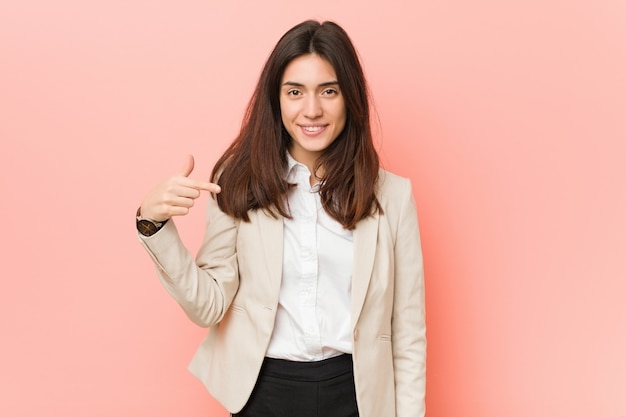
[{"xmin": 353, "ymin": 328, "xmax": 359, "ymax": 341}]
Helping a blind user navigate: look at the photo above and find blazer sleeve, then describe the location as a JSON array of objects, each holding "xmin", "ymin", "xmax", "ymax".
[
  {"xmin": 392, "ymin": 179, "xmax": 426, "ymax": 417},
  {"xmin": 137, "ymin": 195, "xmax": 240, "ymax": 327}
]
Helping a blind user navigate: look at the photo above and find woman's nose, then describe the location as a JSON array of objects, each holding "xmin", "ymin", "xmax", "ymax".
[{"xmin": 303, "ymin": 96, "xmax": 323, "ymax": 118}]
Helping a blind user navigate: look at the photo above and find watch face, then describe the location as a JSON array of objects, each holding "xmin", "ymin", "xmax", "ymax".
[{"xmin": 137, "ymin": 219, "xmax": 158, "ymax": 236}]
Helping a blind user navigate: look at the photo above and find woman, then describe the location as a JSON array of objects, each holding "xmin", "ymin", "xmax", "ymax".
[{"xmin": 137, "ymin": 20, "xmax": 426, "ymax": 417}]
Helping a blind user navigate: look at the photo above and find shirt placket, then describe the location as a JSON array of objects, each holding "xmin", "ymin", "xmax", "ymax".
[{"xmin": 297, "ymin": 172, "xmax": 322, "ymax": 357}]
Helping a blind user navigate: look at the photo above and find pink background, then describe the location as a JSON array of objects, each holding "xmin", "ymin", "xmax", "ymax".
[{"xmin": 2, "ymin": 0, "xmax": 625, "ymax": 416}]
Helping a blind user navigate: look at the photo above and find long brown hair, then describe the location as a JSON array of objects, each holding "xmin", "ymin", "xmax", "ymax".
[{"xmin": 211, "ymin": 20, "xmax": 381, "ymax": 230}]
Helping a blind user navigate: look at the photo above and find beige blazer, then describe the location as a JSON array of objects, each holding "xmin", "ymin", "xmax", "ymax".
[{"xmin": 139, "ymin": 169, "xmax": 426, "ymax": 417}]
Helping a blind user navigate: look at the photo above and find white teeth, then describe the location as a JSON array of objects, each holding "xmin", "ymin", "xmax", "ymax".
[{"xmin": 302, "ymin": 126, "xmax": 323, "ymax": 132}]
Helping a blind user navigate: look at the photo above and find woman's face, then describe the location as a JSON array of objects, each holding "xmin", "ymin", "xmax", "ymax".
[{"xmin": 279, "ymin": 53, "xmax": 347, "ymax": 173}]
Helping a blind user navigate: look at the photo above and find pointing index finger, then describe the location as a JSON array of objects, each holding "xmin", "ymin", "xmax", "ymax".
[{"xmin": 184, "ymin": 178, "xmax": 221, "ymax": 194}]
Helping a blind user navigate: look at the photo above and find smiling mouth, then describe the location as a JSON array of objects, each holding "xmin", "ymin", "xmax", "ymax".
[{"xmin": 301, "ymin": 125, "xmax": 326, "ymax": 133}]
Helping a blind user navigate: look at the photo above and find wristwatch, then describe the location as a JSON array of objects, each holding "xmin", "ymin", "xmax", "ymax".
[{"xmin": 136, "ymin": 207, "xmax": 168, "ymax": 237}]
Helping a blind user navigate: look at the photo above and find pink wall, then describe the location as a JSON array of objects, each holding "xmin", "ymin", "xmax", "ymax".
[{"xmin": 2, "ymin": 0, "xmax": 625, "ymax": 416}]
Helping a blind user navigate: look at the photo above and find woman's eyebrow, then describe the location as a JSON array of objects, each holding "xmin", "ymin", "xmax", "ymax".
[{"xmin": 281, "ymin": 80, "xmax": 339, "ymax": 87}]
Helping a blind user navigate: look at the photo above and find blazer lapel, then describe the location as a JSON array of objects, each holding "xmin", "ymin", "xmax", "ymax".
[
  {"xmin": 351, "ymin": 211, "xmax": 380, "ymax": 328},
  {"xmin": 254, "ymin": 209, "xmax": 284, "ymax": 302}
]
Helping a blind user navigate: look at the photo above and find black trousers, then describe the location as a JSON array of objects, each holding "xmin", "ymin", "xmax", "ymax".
[{"xmin": 233, "ymin": 354, "xmax": 360, "ymax": 417}]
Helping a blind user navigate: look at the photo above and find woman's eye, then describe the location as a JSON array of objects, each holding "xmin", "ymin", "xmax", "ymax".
[
  {"xmin": 323, "ymin": 88, "xmax": 338, "ymax": 96},
  {"xmin": 287, "ymin": 90, "xmax": 301, "ymax": 96}
]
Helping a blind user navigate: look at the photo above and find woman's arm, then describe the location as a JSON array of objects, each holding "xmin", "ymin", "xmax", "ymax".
[{"xmin": 137, "ymin": 156, "xmax": 239, "ymax": 327}]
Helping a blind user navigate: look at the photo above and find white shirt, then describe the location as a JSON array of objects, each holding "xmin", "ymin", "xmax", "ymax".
[{"xmin": 265, "ymin": 153, "xmax": 354, "ymax": 361}]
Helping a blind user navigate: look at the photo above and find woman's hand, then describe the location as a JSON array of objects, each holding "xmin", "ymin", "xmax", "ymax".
[{"xmin": 139, "ymin": 155, "xmax": 221, "ymax": 222}]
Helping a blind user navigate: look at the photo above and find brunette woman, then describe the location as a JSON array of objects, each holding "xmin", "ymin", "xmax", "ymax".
[{"xmin": 137, "ymin": 20, "xmax": 426, "ymax": 417}]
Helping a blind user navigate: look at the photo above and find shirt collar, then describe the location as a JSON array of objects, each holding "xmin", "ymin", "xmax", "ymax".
[
  {"xmin": 285, "ymin": 151, "xmax": 322, "ymax": 193},
  {"xmin": 286, "ymin": 151, "xmax": 311, "ymax": 178}
]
